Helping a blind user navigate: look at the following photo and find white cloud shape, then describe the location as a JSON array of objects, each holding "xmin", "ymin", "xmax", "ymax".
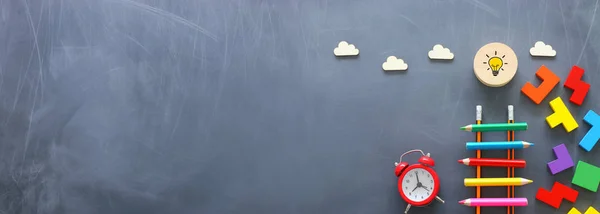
[
  {"xmin": 333, "ymin": 41, "xmax": 359, "ymax": 56},
  {"xmin": 382, "ymin": 56, "xmax": 408, "ymax": 71},
  {"xmin": 529, "ymin": 41, "xmax": 556, "ymax": 57},
  {"xmin": 428, "ymin": 44, "xmax": 454, "ymax": 60}
]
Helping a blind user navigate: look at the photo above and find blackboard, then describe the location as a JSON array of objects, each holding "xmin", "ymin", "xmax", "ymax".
[{"xmin": 1, "ymin": 0, "xmax": 599, "ymax": 213}]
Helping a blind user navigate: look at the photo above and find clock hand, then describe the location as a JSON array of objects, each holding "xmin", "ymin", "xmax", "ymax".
[
  {"xmin": 412, "ymin": 185, "xmax": 419, "ymax": 192},
  {"xmin": 415, "ymin": 173, "xmax": 420, "ymax": 183}
]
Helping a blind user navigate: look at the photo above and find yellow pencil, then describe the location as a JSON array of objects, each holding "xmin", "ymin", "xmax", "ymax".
[{"xmin": 464, "ymin": 177, "xmax": 533, "ymax": 187}]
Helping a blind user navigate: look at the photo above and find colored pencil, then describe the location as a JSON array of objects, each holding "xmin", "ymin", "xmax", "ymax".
[
  {"xmin": 459, "ymin": 198, "xmax": 528, "ymax": 207},
  {"xmin": 458, "ymin": 158, "xmax": 526, "ymax": 168},
  {"xmin": 507, "ymin": 105, "xmax": 515, "ymax": 214},
  {"xmin": 461, "ymin": 122, "xmax": 528, "ymax": 132},
  {"xmin": 466, "ymin": 141, "xmax": 533, "ymax": 150},
  {"xmin": 475, "ymin": 105, "xmax": 482, "ymax": 214},
  {"xmin": 464, "ymin": 177, "xmax": 532, "ymax": 187}
]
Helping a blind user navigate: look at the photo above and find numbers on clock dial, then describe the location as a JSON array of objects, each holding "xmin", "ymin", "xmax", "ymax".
[{"xmin": 401, "ymin": 168, "xmax": 435, "ymax": 202}]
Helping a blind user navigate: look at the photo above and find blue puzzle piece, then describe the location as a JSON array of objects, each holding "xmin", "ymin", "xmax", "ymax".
[{"xmin": 580, "ymin": 110, "xmax": 600, "ymax": 152}]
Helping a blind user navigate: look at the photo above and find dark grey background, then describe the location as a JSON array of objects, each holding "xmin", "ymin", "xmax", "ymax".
[{"xmin": 1, "ymin": 0, "xmax": 599, "ymax": 213}]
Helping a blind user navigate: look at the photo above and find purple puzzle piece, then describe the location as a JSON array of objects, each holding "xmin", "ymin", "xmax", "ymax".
[{"xmin": 547, "ymin": 144, "xmax": 574, "ymax": 175}]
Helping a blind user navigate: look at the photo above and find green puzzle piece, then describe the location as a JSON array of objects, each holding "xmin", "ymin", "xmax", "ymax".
[{"xmin": 572, "ymin": 161, "xmax": 600, "ymax": 192}]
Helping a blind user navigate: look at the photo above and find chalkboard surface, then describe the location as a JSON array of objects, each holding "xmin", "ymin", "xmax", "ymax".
[{"xmin": 1, "ymin": 0, "xmax": 599, "ymax": 213}]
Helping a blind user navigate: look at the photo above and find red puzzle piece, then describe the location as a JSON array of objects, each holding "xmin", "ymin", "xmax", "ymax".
[
  {"xmin": 564, "ymin": 65, "xmax": 590, "ymax": 105},
  {"xmin": 521, "ymin": 65, "xmax": 561, "ymax": 104},
  {"xmin": 536, "ymin": 181, "xmax": 579, "ymax": 209}
]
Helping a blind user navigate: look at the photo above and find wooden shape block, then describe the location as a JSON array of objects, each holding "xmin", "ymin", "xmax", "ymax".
[
  {"xmin": 428, "ymin": 44, "xmax": 454, "ymax": 60},
  {"xmin": 382, "ymin": 56, "xmax": 408, "ymax": 71},
  {"xmin": 473, "ymin": 42, "xmax": 518, "ymax": 87},
  {"xmin": 530, "ymin": 41, "xmax": 557, "ymax": 57},
  {"xmin": 572, "ymin": 161, "xmax": 600, "ymax": 192},
  {"xmin": 521, "ymin": 65, "xmax": 560, "ymax": 104},
  {"xmin": 586, "ymin": 207, "xmax": 600, "ymax": 214},
  {"xmin": 569, "ymin": 208, "xmax": 582, "ymax": 214},
  {"xmin": 547, "ymin": 144, "xmax": 574, "ymax": 175},
  {"xmin": 333, "ymin": 41, "xmax": 359, "ymax": 56},
  {"xmin": 569, "ymin": 207, "xmax": 600, "ymax": 214},
  {"xmin": 564, "ymin": 66, "xmax": 590, "ymax": 105},
  {"xmin": 580, "ymin": 110, "xmax": 600, "ymax": 152},
  {"xmin": 535, "ymin": 181, "xmax": 579, "ymax": 209},
  {"xmin": 546, "ymin": 97, "xmax": 579, "ymax": 132}
]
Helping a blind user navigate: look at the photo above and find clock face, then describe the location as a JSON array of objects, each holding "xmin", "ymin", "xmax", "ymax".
[{"xmin": 400, "ymin": 167, "xmax": 436, "ymax": 203}]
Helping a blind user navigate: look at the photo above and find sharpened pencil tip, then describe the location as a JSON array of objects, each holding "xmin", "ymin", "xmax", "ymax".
[
  {"xmin": 458, "ymin": 200, "xmax": 465, "ymax": 205},
  {"xmin": 458, "ymin": 159, "xmax": 463, "ymax": 164},
  {"xmin": 460, "ymin": 126, "xmax": 466, "ymax": 130},
  {"xmin": 524, "ymin": 178, "xmax": 533, "ymax": 184}
]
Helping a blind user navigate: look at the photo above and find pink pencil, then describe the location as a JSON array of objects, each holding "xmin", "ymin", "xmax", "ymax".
[{"xmin": 459, "ymin": 198, "xmax": 528, "ymax": 207}]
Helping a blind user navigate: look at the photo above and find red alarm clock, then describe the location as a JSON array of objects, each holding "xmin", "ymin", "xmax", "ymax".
[{"xmin": 394, "ymin": 149, "xmax": 445, "ymax": 214}]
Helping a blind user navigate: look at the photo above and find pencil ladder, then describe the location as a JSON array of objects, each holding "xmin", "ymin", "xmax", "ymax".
[{"xmin": 459, "ymin": 105, "xmax": 532, "ymax": 214}]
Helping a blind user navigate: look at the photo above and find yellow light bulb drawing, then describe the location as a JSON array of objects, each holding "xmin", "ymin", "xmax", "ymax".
[
  {"xmin": 482, "ymin": 51, "xmax": 508, "ymax": 76},
  {"xmin": 488, "ymin": 57, "xmax": 503, "ymax": 73}
]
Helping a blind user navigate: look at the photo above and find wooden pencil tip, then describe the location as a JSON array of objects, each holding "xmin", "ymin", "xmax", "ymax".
[
  {"xmin": 458, "ymin": 200, "xmax": 465, "ymax": 205},
  {"xmin": 460, "ymin": 126, "xmax": 466, "ymax": 130},
  {"xmin": 458, "ymin": 159, "xmax": 464, "ymax": 164}
]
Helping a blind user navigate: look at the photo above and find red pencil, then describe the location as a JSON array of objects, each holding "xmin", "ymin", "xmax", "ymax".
[{"xmin": 458, "ymin": 158, "xmax": 526, "ymax": 168}]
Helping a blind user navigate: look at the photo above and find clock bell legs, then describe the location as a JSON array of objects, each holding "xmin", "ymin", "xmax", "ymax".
[
  {"xmin": 403, "ymin": 196, "xmax": 444, "ymax": 213},
  {"xmin": 436, "ymin": 196, "xmax": 445, "ymax": 203}
]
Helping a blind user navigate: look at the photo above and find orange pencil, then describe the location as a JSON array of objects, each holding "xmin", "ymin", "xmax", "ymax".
[
  {"xmin": 476, "ymin": 105, "xmax": 482, "ymax": 214},
  {"xmin": 507, "ymin": 105, "xmax": 515, "ymax": 214}
]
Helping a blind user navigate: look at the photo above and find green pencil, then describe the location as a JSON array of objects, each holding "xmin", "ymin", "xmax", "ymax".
[{"xmin": 461, "ymin": 122, "xmax": 528, "ymax": 132}]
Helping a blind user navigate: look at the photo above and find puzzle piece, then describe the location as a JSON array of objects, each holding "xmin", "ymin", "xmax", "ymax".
[
  {"xmin": 569, "ymin": 208, "xmax": 580, "ymax": 214},
  {"xmin": 547, "ymin": 144, "xmax": 574, "ymax": 174},
  {"xmin": 546, "ymin": 97, "xmax": 579, "ymax": 132},
  {"xmin": 580, "ymin": 110, "xmax": 600, "ymax": 152},
  {"xmin": 568, "ymin": 207, "xmax": 600, "ymax": 214},
  {"xmin": 572, "ymin": 161, "xmax": 600, "ymax": 192},
  {"xmin": 564, "ymin": 66, "xmax": 590, "ymax": 105},
  {"xmin": 521, "ymin": 65, "xmax": 560, "ymax": 104},
  {"xmin": 535, "ymin": 181, "xmax": 579, "ymax": 209}
]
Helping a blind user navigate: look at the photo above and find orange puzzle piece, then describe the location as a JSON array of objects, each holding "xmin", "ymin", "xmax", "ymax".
[{"xmin": 521, "ymin": 65, "xmax": 560, "ymax": 104}]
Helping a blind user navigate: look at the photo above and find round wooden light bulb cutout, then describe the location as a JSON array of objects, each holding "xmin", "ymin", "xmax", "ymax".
[{"xmin": 473, "ymin": 42, "xmax": 518, "ymax": 87}]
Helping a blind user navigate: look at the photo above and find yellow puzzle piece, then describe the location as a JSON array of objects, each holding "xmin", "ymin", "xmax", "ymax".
[
  {"xmin": 568, "ymin": 207, "xmax": 600, "ymax": 214},
  {"xmin": 546, "ymin": 97, "xmax": 579, "ymax": 132}
]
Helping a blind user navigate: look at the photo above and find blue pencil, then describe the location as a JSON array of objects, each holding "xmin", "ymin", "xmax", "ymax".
[{"xmin": 466, "ymin": 141, "xmax": 534, "ymax": 150}]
